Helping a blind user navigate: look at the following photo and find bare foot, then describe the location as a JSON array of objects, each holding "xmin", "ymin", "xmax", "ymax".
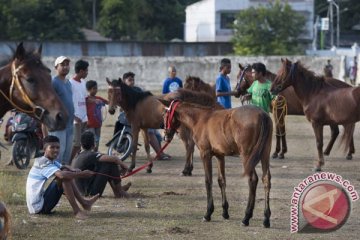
[
  {"xmin": 82, "ymin": 193, "xmax": 100, "ymax": 211},
  {"xmin": 75, "ymin": 210, "xmax": 89, "ymax": 220},
  {"xmin": 122, "ymin": 182, "xmax": 132, "ymax": 192}
]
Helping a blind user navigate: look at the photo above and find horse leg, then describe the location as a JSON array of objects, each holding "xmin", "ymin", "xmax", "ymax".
[
  {"xmin": 242, "ymin": 169, "xmax": 258, "ymax": 227},
  {"xmin": 179, "ymin": 127, "xmax": 194, "ymax": 176},
  {"xmin": 347, "ymin": 136, "xmax": 354, "ymax": 160},
  {"xmin": 201, "ymin": 153, "xmax": 214, "ymax": 222},
  {"xmin": 216, "ymin": 156, "xmax": 229, "ymax": 219},
  {"xmin": 261, "ymin": 163, "xmax": 271, "ymax": 228},
  {"xmin": 141, "ymin": 129, "xmax": 153, "ymax": 173},
  {"xmin": 272, "ymin": 135, "xmax": 280, "ymax": 159},
  {"xmin": 312, "ymin": 123, "xmax": 324, "ymax": 172},
  {"xmin": 279, "ymin": 134, "xmax": 287, "ymax": 159},
  {"xmin": 323, "ymin": 125, "xmax": 339, "ymax": 156},
  {"xmin": 129, "ymin": 127, "xmax": 140, "ymax": 172}
]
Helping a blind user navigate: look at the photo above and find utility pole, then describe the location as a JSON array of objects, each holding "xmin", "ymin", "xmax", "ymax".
[
  {"xmin": 327, "ymin": 0, "xmax": 340, "ymax": 47},
  {"xmin": 92, "ymin": 0, "xmax": 97, "ymax": 30}
]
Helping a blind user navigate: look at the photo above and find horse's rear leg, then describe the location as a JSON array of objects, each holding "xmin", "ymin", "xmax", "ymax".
[
  {"xmin": 216, "ymin": 156, "xmax": 229, "ymax": 219},
  {"xmin": 347, "ymin": 136, "xmax": 354, "ymax": 160},
  {"xmin": 141, "ymin": 129, "xmax": 153, "ymax": 173},
  {"xmin": 201, "ymin": 154, "xmax": 214, "ymax": 222},
  {"xmin": 324, "ymin": 125, "xmax": 339, "ymax": 156},
  {"xmin": 261, "ymin": 164, "xmax": 271, "ymax": 228},
  {"xmin": 272, "ymin": 135, "xmax": 280, "ymax": 158},
  {"xmin": 279, "ymin": 134, "xmax": 287, "ymax": 159},
  {"xmin": 242, "ymin": 170, "xmax": 258, "ymax": 227},
  {"xmin": 179, "ymin": 127, "xmax": 194, "ymax": 176},
  {"xmin": 129, "ymin": 127, "xmax": 140, "ymax": 172}
]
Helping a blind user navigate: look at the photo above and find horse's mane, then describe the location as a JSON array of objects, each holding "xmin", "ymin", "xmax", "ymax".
[
  {"xmin": 168, "ymin": 88, "xmax": 222, "ymax": 108},
  {"xmin": 112, "ymin": 79, "xmax": 153, "ymax": 110},
  {"xmin": 184, "ymin": 76, "xmax": 215, "ymax": 97}
]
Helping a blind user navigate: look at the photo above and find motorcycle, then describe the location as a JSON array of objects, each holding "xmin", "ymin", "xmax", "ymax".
[
  {"xmin": 11, "ymin": 112, "xmax": 43, "ymax": 169},
  {"xmin": 106, "ymin": 112, "xmax": 133, "ymax": 161}
]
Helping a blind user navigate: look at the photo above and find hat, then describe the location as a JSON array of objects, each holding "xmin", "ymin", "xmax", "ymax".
[{"xmin": 54, "ymin": 56, "xmax": 70, "ymax": 67}]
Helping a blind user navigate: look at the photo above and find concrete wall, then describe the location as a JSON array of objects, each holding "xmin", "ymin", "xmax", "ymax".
[{"xmin": 43, "ymin": 55, "xmax": 343, "ymax": 92}]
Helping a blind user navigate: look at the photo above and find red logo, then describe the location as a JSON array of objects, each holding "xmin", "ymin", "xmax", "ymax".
[{"xmin": 301, "ymin": 183, "xmax": 350, "ymax": 231}]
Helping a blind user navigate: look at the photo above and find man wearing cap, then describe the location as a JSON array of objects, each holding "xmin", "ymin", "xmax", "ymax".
[
  {"xmin": 48, "ymin": 56, "xmax": 74, "ymax": 165},
  {"xmin": 162, "ymin": 65, "xmax": 183, "ymax": 94},
  {"xmin": 69, "ymin": 60, "xmax": 89, "ymax": 162}
]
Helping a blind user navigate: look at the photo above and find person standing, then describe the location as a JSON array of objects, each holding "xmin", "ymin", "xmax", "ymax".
[
  {"xmin": 350, "ymin": 56, "xmax": 358, "ymax": 85},
  {"xmin": 48, "ymin": 56, "xmax": 74, "ymax": 165},
  {"xmin": 324, "ymin": 59, "xmax": 333, "ymax": 78},
  {"xmin": 70, "ymin": 60, "xmax": 89, "ymax": 162},
  {"xmin": 215, "ymin": 58, "xmax": 240, "ymax": 109},
  {"xmin": 85, "ymin": 80, "xmax": 108, "ymax": 151},
  {"xmin": 162, "ymin": 65, "xmax": 183, "ymax": 94},
  {"xmin": 246, "ymin": 62, "xmax": 275, "ymax": 113}
]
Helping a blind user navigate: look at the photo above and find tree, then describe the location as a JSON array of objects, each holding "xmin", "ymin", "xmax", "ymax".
[
  {"xmin": 0, "ymin": 0, "xmax": 86, "ymax": 41},
  {"xmin": 232, "ymin": 1, "xmax": 306, "ymax": 55}
]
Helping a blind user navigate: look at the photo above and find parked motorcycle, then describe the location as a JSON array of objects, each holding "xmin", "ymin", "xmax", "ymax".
[
  {"xmin": 11, "ymin": 112, "xmax": 43, "ymax": 169},
  {"xmin": 106, "ymin": 112, "xmax": 133, "ymax": 161}
]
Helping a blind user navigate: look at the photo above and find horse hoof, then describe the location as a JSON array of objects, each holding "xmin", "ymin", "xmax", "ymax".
[
  {"xmin": 146, "ymin": 169, "xmax": 152, "ymax": 174},
  {"xmin": 279, "ymin": 154, "xmax": 284, "ymax": 159},
  {"xmin": 272, "ymin": 153, "xmax": 278, "ymax": 159},
  {"xmin": 346, "ymin": 155, "xmax": 353, "ymax": 160},
  {"xmin": 323, "ymin": 151, "xmax": 330, "ymax": 156},
  {"xmin": 263, "ymin": 219, "xmax": 270, "ymax": 228},
  {"xmin": 313, "ymin": 166, "xmax": 322, "ymax": 172},
  {"xmin": 202, "ymin": 216, "xmax": 211, "ymax": 222},
  {"xmin": 223, "ymin": 213, "xmax": 230, "ymax": 220},
  {"xmin": 181, "ymin": 171, "xmax": 192, "ymax": 176},
  {"xmin": 242, "ymin": 218, "xmax": 250, "ymax": 226}
]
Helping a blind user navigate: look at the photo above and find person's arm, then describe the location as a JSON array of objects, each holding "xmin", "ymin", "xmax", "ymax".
[
  {"xmin": 54, "ymin": 169, "xmax": 94, "ymax": 180},
  {"xmin": 98, "ymin": 155, "xmax": 128, "ymax": 171}
]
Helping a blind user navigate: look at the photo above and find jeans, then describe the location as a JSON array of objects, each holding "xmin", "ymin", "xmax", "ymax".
[{"xmin": 49, "ymin": 125, "xmax": 73, "ymax": 165}]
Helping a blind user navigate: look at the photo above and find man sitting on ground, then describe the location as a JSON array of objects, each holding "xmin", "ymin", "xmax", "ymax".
[
  {"xmin": 26, "ymin": 135, "xmax": 99, "ymax": 220},
  {"xmin": 72, "ymin": 131, "xmax": 131, "ymax": 198}
]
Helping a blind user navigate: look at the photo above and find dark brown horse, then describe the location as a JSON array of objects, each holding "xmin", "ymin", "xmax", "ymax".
[
  {"xmin": 270, "ymin": 59, "xmax": 357, "ymax": 171},
  {"xmin": 237, "ymin": 63, "xmax": 355, "ymax": 160},
  {"xmin": 0, "ymin": 201, "xmax": 10, "ymax": 240},
  {"xmin": 160, "ymin": 89, "xmax": 272, "ymax": 228},
  {"xmin": 0, "ymin": 43, "xmax": 68, "ymax": 131}
]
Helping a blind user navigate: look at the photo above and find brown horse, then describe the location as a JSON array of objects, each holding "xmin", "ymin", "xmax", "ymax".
[
  {"xmin": 0, "ymin": 43, "xmax": 68, "ymax": 131},
  {"xmin": 270, "ymin": 59, "xmax": 357, "ymax": 171},
  {"xmin": 159, "ymin": 89, "xmax": 272, "ymax": 228},
  {"xmin": 237, "ymin": 63, "xmax": 355, "ymax": 160}
]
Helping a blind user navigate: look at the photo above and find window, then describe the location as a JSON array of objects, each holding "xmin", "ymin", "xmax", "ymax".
[{"xmin": 220, "ymin": 12, "xmax": 237, "ymax": 30}]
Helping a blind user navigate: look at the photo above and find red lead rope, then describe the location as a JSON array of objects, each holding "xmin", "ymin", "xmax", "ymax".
[{"xmin": 93, "ymin": 139, "xmax": 171, "ymax": 180}]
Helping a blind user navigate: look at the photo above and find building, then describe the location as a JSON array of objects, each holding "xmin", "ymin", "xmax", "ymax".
[{"xmin": 185, "ymin": 0, "xmax": 314, "ymax": 42}]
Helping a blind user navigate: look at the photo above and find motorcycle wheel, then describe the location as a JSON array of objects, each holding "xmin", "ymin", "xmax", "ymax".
[
  {"xmin": 12, "ymin": 139, "xmax": 31, "ymax": 169},
  {"xmin": 107, "ymin": 133, "xmax": 132, "ymax": 161}
]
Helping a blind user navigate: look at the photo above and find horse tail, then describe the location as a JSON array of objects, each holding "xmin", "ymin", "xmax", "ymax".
[
  {"xmin": 340, "ymin": 123, "xmax": 355, "ymax": 153},
  {"xmin": 243, "ymin": 111, "xmax": 273, "ymax": 177},
  {"xmin": 0, "ymin": 201, "xmax": 11, "ymax": 239}
]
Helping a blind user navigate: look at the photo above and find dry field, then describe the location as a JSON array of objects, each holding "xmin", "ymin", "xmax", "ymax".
[{"xmin": 1, "ymin": 102, "xmax": 360, "ymax": 239}]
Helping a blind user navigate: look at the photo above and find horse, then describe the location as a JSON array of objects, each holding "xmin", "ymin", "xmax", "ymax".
[
  {"xmin": 270, "ymin": 58, "xmax": 357, "ymax": 171},
  {"xmin": 159, "ymin": 89, "xmax": 272, "ymax": 228},
  {"xmin": 0, "ymin": 43, "xmax": 68, "ymax": 131},
  {"xmin": 0, "ymin": 201, "xmax": 10, "ymax": 240},
  {"xmin": 237, "ymin": 63, "xmax": 355, "ymax": 160}
]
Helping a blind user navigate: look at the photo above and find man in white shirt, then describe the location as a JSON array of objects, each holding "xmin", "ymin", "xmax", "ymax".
[{"xmin": 70, "ymin": 60, "xmax": 89, "ymax": 162}]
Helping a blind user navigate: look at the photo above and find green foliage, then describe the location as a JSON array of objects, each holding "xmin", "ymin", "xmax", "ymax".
[
  {"xmin": 232, "ymin": 1, "xmax": 306, "ymax": 55},
  {"xmin": 0, "ymin": 0, "xmax": 86, "ymax": 40}
]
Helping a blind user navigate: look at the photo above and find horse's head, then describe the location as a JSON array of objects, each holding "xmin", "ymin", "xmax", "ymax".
[
  {"xmin": 184, "ymin": 75, "xmax": 216, "ymax": 98},
  {"xmin": 158, "ymin": 98, "xmax": 181, "ymax": 143},
  {"xmin": 106, "ymin": 77, "xmax": 122, "ymax": 115},
  {"xmin": 2, "ymin": 43, "xmax": 68, "ymax": 131},
  {"xmin": 237, "ymin": 63, "xmax": 253, "ymax": 94},
  {"xmin": 271, "ymin": 58, "xmax": 296, "ymax": 95}
]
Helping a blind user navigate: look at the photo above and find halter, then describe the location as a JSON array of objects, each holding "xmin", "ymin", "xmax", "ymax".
[
  {"xmin": 0, "ymin": 62, "xmax": 46, "ymax": 120},
  {"xmin": 235, "ymin": 65, "xmax": 251, "ymax": 91},
  {"xmin": 164, "ymin": 100, "xmax": 181, "ymax": 133}
]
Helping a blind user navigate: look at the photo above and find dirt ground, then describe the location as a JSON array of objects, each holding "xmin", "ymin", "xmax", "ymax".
[{"xmin": 1, "ymin": 109, "xmax": 360, "ymax": 240}]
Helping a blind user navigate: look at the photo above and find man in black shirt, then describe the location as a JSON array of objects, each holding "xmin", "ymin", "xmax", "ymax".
[{"xmin": 72, "ymin": 131, "xmax": 131, "ymax": 198}]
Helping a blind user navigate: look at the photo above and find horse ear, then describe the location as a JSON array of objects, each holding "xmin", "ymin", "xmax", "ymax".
[
  {"xmin": 14, "ymin": 42, "xmax": 25, "ymax": 61},
  {"xmin": 106, "ymin": 77, "xmax": 111, "ymax": 85},
  {"xmin": 239, "ymin": 63, "xmax": 243, "ymax": 70},
  {"xmin": 157, "ymin": 98, "xmax": 171, "ymax": 107},
  {"xmin": 281, "ymin": 58, "xmax": 285, "ymax": 63},
  {"xmin": 36, "ymin": 44, "xmax": 43, "ymax": 56}
]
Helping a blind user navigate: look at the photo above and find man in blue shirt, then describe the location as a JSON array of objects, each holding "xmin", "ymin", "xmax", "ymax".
[
  {"xmin": 215, "ymin": 58, "xmax": 239, "ymax": 109},
  {"xmin": 162, "ymin": 65, "xmax": 183, "ymax": 94}
]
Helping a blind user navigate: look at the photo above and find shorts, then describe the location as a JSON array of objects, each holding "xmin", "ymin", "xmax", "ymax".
[
  {"xmin": 39, "ymin": 179, "xmax": 63, "ymax": 214},
  {"xmin": 73, "ymin": 122, "xmax": 87, "ymax": 147}
]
